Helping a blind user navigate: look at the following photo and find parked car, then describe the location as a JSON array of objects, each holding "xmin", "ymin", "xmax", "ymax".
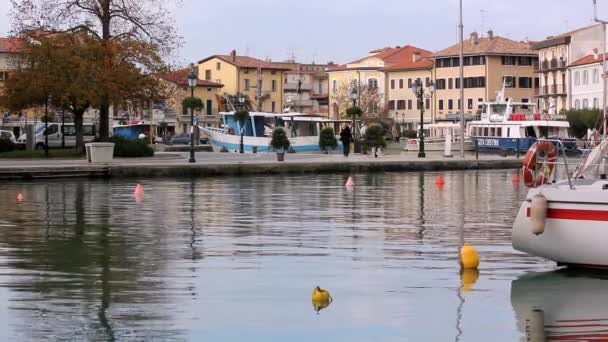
[
  {"xmin": 0, "ymin": 130, "xmax": 16, "ymax": 143},
  {"xmin": 16, "ymin": 123, "xmax": 96, "ymax": 149},
  {"xmin": 169, "ymin": 133, "xmax": 191, "ymax": 145}
]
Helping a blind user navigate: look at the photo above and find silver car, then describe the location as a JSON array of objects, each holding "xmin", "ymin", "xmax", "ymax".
[{"xmin": 0, "ymin": 130, "xmax": 16, "ymax": 143}]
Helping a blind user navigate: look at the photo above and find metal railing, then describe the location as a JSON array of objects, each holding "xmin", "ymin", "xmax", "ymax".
[{"xmin": 536, "ymin": 138, "xmax": 573, "ymax": 189}]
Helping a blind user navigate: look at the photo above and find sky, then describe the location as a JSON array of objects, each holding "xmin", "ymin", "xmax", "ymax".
[{"xmin": 0, "ymin": 0, "xmax": 606, "ymax": 66}]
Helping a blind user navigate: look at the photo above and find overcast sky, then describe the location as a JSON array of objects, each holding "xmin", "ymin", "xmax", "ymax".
[{"xmin": 0, "ymin": 0, "xmax": 606, "ymax": 65}]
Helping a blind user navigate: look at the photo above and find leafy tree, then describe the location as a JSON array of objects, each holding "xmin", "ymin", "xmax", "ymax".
[
  {"xmin": 181, "ymin": 97, "xmax": 203, "ymax": 115},
  {"xmin": 270, "ymin": 127, "xmax": 291, "ymax": 152},
  {"xmin": 318, "ymin": 127, "xmax": 337, "ymax": 153},
  {"xmin": 566, "ymin": 109, "xmax": 603, "ymax": 138},
  {"xmin": 10, "ymin": 0, "xmax": 180, "ymax": 140},
  {"xmin": 233, "ymin": 109, "xmax": 249, "ymax": 153},
  {"xmin": 363, "ymin": 123, "xmax": 386, "ymax": 158}
]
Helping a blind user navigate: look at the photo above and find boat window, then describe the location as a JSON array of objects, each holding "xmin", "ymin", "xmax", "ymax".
[
  {"xmin": 490, "ymin": 127, "xmax": 495, "ymax": 136},
  {"xmin": 525, "ymin": 126, "xmax": 537, "ymax": 138},
  {"xmin": 506, "ymin": 127, "xmax": 510, "ymax": 137},
  {"xmin": 483, "ymin": 127, "xmax": 489, "ymax": 136},
  {"xmin": 496, "ymin": 127, "xmax": 502, "ymax": 137}
]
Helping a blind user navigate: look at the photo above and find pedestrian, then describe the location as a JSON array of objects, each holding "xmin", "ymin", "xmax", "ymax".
[{"xmin": 339, "ymin": 125, "xmax": 353, "ymax": 157}]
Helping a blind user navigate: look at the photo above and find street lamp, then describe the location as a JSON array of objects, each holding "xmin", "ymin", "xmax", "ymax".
[
  {"xmin": 412, "ymin": 79, "xmax": 435, "ymax": 158},
  {"xmin": 187, "ymin": 63, "xmax": 197, "ymax": 163}
]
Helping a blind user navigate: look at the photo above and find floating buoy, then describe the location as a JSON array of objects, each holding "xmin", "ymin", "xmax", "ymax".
[
  {"xmin": 530, "ymin": 193, "xmax": 547, "ymax": 235},
  {"xmin": 460, "ymin": 242, "xmax": 480, "ymax": 269},
  {"xmin": 435, "ymin": 176, "xmax": 445, "ymax": 186},
  {"xmin": 460, "ymin": 268, "xmax": 479, "ymax": 292},
  {"xmin": 16, "ymin": 193, "xmax": 24, "ymax": 202},
  {"xmin": 345, "ymin": 176, "xmax": 354, "ymax": 187},
  {"xmin": 134, "ymin": 184, "xmax": 144, "ymax": 196},
  {"xmin": 512, "ymin": 173, "xmax": 520, "ymax": 184},
  {"xmin": 311, "ymin": 286, "xmax": 333, "ymax": 313}
]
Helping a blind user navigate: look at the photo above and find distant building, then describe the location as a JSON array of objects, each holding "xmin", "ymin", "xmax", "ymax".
[
  {"xmin": 569, "ymin": 52, "xmax": 605, "ymax": 110},
  {"xmin": 431, "ymin": 31, "xmax": 538, "ymax": 120},
  {"xmin": 197, "ymin": 50, "xmax": 291, "ymax": 113},
  {"xmin": 0, "ymin": 37, "xmax": 26, "ymax": 136},
  {"xmin": 532, "ymin": 24, "xmax": 605, "ymax": 114},
  {"xmin": 279, "ymin": 62, "xmax": 330, "ymax": 115}
]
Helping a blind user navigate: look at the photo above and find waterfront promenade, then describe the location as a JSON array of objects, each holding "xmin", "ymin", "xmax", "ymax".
[{"xmin": 0, "ymin": 151, "xmax": 522, "ymax": 179}]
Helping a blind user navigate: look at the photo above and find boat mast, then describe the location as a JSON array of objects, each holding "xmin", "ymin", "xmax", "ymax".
[
  {"xmin": 593, "ymin": 0, "xmax": 607, "ymax": 139},
  {"xmin": 459, "ymin": 0, "xmax": 465, "ymax": 156}
]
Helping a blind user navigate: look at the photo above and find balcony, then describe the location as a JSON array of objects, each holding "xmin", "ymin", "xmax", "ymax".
[
  {"xmin": 310, "ymin": 93, "xmax": 328, "ymax": 99},
  {"xmin": 539, "ymin": 58, "xmax": 567, "ymax": 72},
  {"xmin": 535, "ymin": 84, "xmax": 567, "ymax": 97},
  {"xmin": 284, "ymin": 82, "xmax": 312, "ymax": 91}
]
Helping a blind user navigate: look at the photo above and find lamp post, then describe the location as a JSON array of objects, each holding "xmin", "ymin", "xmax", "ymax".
[
  {"xmin": 350, "ymin": 88, "xmax": 358, "ymax": 139},
  {"xmin": 401, "ymin": 113, "xmax": 405, "ymax": 136},
  {"xmin": 412, "ymin": 79, "xmax": 435, "ymax": 158},
  {"xmin": 187, "ymin": 63, "xmax": 197, "ymax": 163}
]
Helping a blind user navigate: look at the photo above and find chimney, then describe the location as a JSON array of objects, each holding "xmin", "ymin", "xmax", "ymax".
[
  {"xmin": 470, "ymin": 32, "xmax": 479, "ymax": 45},
  {"xmin": 412, "ymin": 51, "xmax": 421, "ymax": 63},
  {"xmin": 487, "ymin": 30, "xmax": 494, "ymax": 39},
  {"xmin": 594, "ymin": 48, "xmax": 599, "ymax": 60},
  {"xmin": 230, "ymin": 49, "xmax": 236, "ymax": 62}
]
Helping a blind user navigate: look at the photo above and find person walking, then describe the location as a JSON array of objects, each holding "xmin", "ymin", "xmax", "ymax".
[{"xmin": 339, "ymin": 125, "xmax": 353, "ymax": 157}]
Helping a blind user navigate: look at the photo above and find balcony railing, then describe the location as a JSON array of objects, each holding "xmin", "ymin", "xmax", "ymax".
[
  {"xmin": 539, "ymin": 58, "xmax": 567, "ymax": 72},
  {"xmin": 535, "ymin": 84, "xmax": 567, "ymax": 96},
  {"xmin": 284, "ymin": 82, "xmax": 312, "ymax": 91}
]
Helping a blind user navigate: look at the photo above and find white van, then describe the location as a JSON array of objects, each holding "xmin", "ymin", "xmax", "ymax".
[{"xmin": 17, "ymin": 123, "xmax": 96, "ymax": 149}]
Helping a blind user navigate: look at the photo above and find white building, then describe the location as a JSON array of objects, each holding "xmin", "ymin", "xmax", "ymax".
[{"xmin": 570, "ymin": 53, "xmax": 604, "ymax": 110}]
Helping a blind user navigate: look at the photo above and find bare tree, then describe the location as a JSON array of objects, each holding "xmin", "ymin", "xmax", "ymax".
[
  {"xmin": 330, "ymin": 81, "xmax": 384, "ymax": 118},
  {"xmin": 10, "ymin": 0, "xmax": 182, "ymax": 140}
]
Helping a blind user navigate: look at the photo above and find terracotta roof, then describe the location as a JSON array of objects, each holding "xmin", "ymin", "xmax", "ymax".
[
  {"xmin": 0, "ymin": 38, "xmax": 24, "ymax": 53},
  {"xmin": 327, "ymin": 45, "xmax": 433, "ymax": 72},
  {"xmin": 163, "ymin": 68, "xmax": 223, "ymax": 87},
  {"xmin": 431, "ymin": 36, "xmax": 535, "ymax": 58},
  {"xmin": 381, "ymin": 58, "xmax": 433, "ymax": 71},
  {"xmin": 198, "ymin": 54, "xmax": 292, "ymax": 71},
  {"xmin": 570, "ymin": 53, "xmax": 607, "ymax": 67}
]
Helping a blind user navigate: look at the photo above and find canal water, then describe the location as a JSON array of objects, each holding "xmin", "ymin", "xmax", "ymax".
[{"xmin": 0, "ymin": 171, "xmax": 601, "ymax": 341}]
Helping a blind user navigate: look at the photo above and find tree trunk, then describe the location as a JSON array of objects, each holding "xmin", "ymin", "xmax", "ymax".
[
  {"xmin": 74, "ymin": 109, "xmax": 85, "ymax": 153},
  {"xmin": 98, "ymin": 0, "xmax": 111, "ymax": 141},
  {"xmin": 98, "ymin": 100, "xmax": 110, "ymax": 141}
]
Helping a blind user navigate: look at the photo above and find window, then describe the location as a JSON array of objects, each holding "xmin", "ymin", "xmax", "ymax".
[
  {"xmin": 425, "ymin": 77, "xmax": 430, "ymax": 87},
  {"xmin": 332, "ymin": 80, "xmax": 337, "ymax": 93},
  {"xmin": 583, "ymin": 71, "xmax": 589, "ymax": 85},
  {"xmin": 502, "ymin": 56, "xmax": 517, "ymax": 65},
  {"xmin": 0, "ymin": 71, "xmax": 8, "ymax": 80},
  {"xmin": 503, "ymin": 76, "xmax": 515, "ymax": 88},
  {"xmin": 477, "ymin": 98, "xmax": 484, "ymax": 110},
  {"xmin": 467, "ymin": 98, "xmax": 473, "ymax": 110},
  {"xmin": 594, "ymin": 69, "xmax": 600, "ymax": 83},
  {"xmin": 45, "ymin": 124, "xmax": 59, "ymax": 135},
  {"xmin": 448, "ymin": 99, "xmax": 454, "ymax": 110},
  {"xmin": 575, "ymin": 99, "xmax": 581, "ymax": 109},
  {"xmin": 583, "ymin": 99, "xmax": 589, "ymax": 108},
  {"xmin": 271, "ymin": 80, "xmax": 277, "ymax": 92},
  {"xmin": 425, "ymin": 98, "xmax": 430, "ymax": 110},
  {"xmin": 271, "ymin": 101, "xmax": 276, "ymax": 113},
  {"xmin": 216, "ymin": 62, "xmax": 221, "ymax": 70},
  {"xmin": 388, "ymin": 100, "xmax": 396, "ymax": 110},
  {"xmin": 368, "ymin": 78, "xmax": 378, "ymax": 89},
  {"xmin": 448, "ymin": 78, "xmax": 453, "ymax": 89},
  {"xmin": 207, "ymin": 100, "xmax": 213, "ymax": 115},
  {"xmin": 439, "ymin": 99, "xmax": 444, "ymax": 110},
  {"xmin": 416, "ymin": 98, "xmax": 421, "ymax": 110},
  {"xmin": 455, "ymin": 78, "xmax": 460, "ymax": 89},
  {"xmin": 399, "ymin": 79, "xmax": 404, "ymax": 89},
  {"xmin": 575, "ymin": 71, "xmax": 580, "ymax": 85},
  {"xmin": 594, "ymin": 98, "xmax": 600, "ymax": 108},
  {"xmin": 390, "ymin": 79, "xmax": 395, "ymax": 89},
  {"xmin": 408, "ymin": 99, "xmax": 413, "ymax": 110},
  {"xmin": 397, "ymin": 100, "xmax": 406, "ymax": 110},
  {"xmin": 205, "ymin": 70, "xmax": 211, "ymax": 81},
  {"xmin": 535, "ymin": 77, "xmax": 540, "ymax": 88},
  {"xmin": 521, "ymin": 98, "xmax": 529, "ymax": 110},
  {"xmin": 519, "ymin": 77, "xmax": 532, "ymax": 88},
  {"xmin": 436, "ymin": 79, "xmax": 446, "ymax": 89},
  {"xmin": 408, "ymin": 78, "xmax": 412, "ymax": 88},
  {"xmin": 458, "ymin": 99, "xmax": 461, "ymax": 110},
  {"xmin": 244, "ymin": 79, "xmax": 250, "ymax": 91},
  {"xmin": 518, "ymin": 57, "xmax": 532, "ymax": 66}
]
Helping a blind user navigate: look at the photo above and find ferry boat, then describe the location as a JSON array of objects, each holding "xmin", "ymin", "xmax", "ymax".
[
  {"xmin": 467, "ymin": 86, "xmax": 576, "ymax": 152},
  {"xmin": 511, "ymin": 138, "xmax": 608, "ymax": 268},
  {"xmin": 200, "ymin": 112, "xmax": 349, "ymax": 153},
  {"xmin": 405, "ymin": 122, "xmax": 474, "ymax": 153}
]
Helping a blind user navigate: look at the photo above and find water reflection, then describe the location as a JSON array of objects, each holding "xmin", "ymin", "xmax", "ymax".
[
  {"xmin": 511, "ymin": 269, "xmax": 608, "ymax": 342},
  {"xmin": 0, "ymin": 172, "xmax": 555, "ymax": 341}
]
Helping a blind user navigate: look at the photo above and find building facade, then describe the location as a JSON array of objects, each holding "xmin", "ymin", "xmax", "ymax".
[
  {"xmin": 431, "ymin": 32, "xmax": 538, "ymax": 120},
  {"xmin": 197, "ymin": 50, "xmax": 289, "ymax": 113},
  {"xmin": 532, "ymin": 24, "xmax": 605, "ymax": 114},
  {"xmin": 327, "ymin": 45, "xmax": 432, "ymax": 119},
  {"xmin": 281, "ymin": 63, "xmax": 329, "ymax": 115},
  {"xmin": 569, "ymin": 53, "xmax": 604, "ymax": 110}
]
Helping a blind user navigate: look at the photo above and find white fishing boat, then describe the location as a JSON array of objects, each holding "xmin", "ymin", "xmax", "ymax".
[
  {"xmin": 200, "ymin": 112, "xmax": 349, "ymax": 153},
  {"xmin": 511, "ymin": 138, "xmax": 608, "ymax": 268},
  {"xmin": 467, "ymin": 82, "xmax": 576, "ymax": 152},
  {"xmin": 404, "ymin": 122, "xmax": 474, "ymax": 152}
]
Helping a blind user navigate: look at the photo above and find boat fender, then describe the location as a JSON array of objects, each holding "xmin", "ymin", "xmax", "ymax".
[{"xmin": 530, "ymin": 193, "xmax": 547, "ymax": 235}]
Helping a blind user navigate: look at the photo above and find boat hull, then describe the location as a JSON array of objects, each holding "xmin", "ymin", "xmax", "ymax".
[
  {"xmin": 512, "ymin": 183, "xmax": 608, "ymax": 268},
  {"xmin": 472, "ymin": 137, "xmax": 577, "ymax": 152},
  {"xmin": 404, "ymin": 140, "xmax": 475, "ymax": 152}
]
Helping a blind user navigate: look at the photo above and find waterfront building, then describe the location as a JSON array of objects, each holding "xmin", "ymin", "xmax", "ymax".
[
  {"xmin": 327, "ymin": 45, "xmax": 432, "ymax": 119},
  {"xmin": 531, "ymin": 24, "xmax": 605, "ymax": 114},
  {"xmin": 197, "ymin": 50, "xmax": 291, "ymax": 113},
  {"xmin": 382, "ymin": 56, "xmax": 434, "ymax": 130},
  {"xmin": 430, "ymin": 31, "xmax": 538, "ymax": 121},
  {"xmin": 279, "ymin": 62, "xmax": 330, "ymax": 115},
  {"xmin": 0, "ymin": 37, "xmax": 26, "ymax": 137},
  {"xmin": 569, "ymin": 53, "xmax": 605, "ymax": 110}
]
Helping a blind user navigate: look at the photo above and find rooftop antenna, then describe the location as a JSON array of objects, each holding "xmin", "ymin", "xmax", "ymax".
[{"xmin": 480, "ymin": 10, "xmax": 487, "ymax": 38}]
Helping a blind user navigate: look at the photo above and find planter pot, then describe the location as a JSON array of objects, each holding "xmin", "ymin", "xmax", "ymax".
[
  {"xmin": 85, "ymin": 142, "xmax": 115, "ymax": 163},
  {"xmin": 276, "ymin": 152, "xmax": 285, "ymax": 162}
]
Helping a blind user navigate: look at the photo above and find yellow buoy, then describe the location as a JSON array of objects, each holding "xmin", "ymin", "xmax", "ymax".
[
  {"xmin": 311, "ymin": 286, "xmax": 332, "ymax": 313},
  {"xmin": 460, "ymin": 242, "xmax": 480, "ymax": 269}
]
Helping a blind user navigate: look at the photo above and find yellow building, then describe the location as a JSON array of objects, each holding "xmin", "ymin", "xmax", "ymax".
[
  {"xmin": 197, "ymin": 50, "xmax": 290, "ymax": 113},
  {"xmin": 382, "ymin": 57, "xmax": 434, "ymax": 130},
  {"xmin": 327, "ymin": 45, "xmax": 432, "ymax": 119},
  {"xmin": 163, "ymin": 68, "xmax": 224, "ymax": 134},
  {"xmin": 430, "ymin": 31, "xmax": 539, "ymax": 120}
]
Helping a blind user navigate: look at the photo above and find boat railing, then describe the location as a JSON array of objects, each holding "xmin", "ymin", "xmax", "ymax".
[{"xmin": 536, "ymin": 138, "xmax": 574, "ymax": 189}]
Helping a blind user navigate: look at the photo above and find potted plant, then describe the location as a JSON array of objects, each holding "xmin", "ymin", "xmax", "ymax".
[
  {"xmin": 270, "ymin": 127, "xmax": 291, "ymax": 161},
  {"xmin": 346, "ymin": 105, "xmax": 363, "ymax": 153},
  {"xmin": 318, "ymin": 127, "xmax": 337, "ymax": 154},
  {"xmin": 233, "ymin": 109, "xmax": 249, "ymax": 153},
  {"xmin": 363, "ymin": 123, "xmax": 387, "ymax": 158}
]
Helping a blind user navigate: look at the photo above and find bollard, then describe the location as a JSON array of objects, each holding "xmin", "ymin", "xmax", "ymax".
[
  {"xmin": 515, "ymin": 139, "xmax": 520, "ymax": 159},
  {"xmin": 475, "ymin": 139, "xmax": 479, "ymax": 160}
]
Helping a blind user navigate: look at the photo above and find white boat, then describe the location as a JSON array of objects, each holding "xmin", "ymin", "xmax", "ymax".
[
  {"xmin": 404, "ymin": 122, "xmax": 474, "ymax": 152},
  {"xmin": 467, "ymin": 83, "xmax": 575, "ymax": 152},
  {"xmin": 511, "ymin": 270, "xmax": 608, "ymax": 341},
  {"xmin": 512, "ymin": 139, "xmax": 608, "ymax": 268},
  {"xmin": 200, "ymin": 112, "xmax": 349, "ymax": 153}
]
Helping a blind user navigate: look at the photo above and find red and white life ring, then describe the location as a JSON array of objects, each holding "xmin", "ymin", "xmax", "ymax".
[
  {"xmin": 522, "ymin": 141, "xmax": 557, "ymax": 187},
  {"xmin": 227, "ymin": 127, "xmax": 234, "ymax": 135}
]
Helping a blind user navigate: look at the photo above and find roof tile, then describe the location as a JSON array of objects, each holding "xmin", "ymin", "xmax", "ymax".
[{"xmin": 431, "ymin": 36, "xmax": 535, "ymax": 58}]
